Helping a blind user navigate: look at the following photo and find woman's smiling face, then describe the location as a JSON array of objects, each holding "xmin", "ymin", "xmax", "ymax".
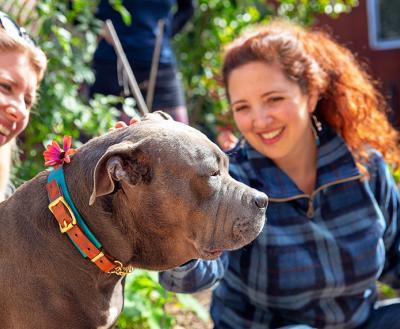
[
  {"xmin": 0, "ymin": 50, "xmax": 37, "ymax": 146},
  {"xmin": 228, "ymin": 61, "xmax": 317, "ymax": 164}
]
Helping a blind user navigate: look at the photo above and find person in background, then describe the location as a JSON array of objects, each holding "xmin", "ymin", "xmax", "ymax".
[
  {"xmin": 159, "ymin": 19, "xmax": 400, "ymax": 328},
  {"xmin": 90, "ymin": 0, "xmax": 195, "ymax": 124},
  {"xmin": 0, "ymin": 11, "xmax": 47, "ymax": 202}
]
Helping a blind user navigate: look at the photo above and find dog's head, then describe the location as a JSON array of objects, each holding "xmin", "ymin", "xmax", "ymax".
[{"xmin": 74, "ymin": 112, "xmax": 267, "ymax": 270}]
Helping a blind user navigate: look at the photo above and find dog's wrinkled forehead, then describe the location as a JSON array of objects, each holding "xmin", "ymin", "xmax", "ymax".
[
  {"xmin": 135, "ymin": 119, "xmax": 225, "ymax": 165},
  {"xmin": 141, "ymin": 120, "xmax": 217, "ymax": 148},
  {"xmin": 138, "ymin": 111, "xmax": 218, "ymax": 151}
]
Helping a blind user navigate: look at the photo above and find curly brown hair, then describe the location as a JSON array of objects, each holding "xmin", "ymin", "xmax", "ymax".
[{"xmin": 222, "ymin": 19, "xmax": 400, "ymax": 171}]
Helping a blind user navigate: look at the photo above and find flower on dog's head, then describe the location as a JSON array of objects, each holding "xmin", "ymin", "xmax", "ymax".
[{"xmin": 43, "ymin": 136, "xmax": 77, "ymax": 168}]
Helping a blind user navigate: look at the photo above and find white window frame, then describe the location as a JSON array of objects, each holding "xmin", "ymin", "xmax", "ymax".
[{"xmin": 367, "ymin": 0, "xmax": 400, "ymax": 50}]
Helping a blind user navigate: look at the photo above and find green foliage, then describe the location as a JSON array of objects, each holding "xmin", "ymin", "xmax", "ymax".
[
  {"xmin": 377, "ymin": 281, "xmax": 398, "ymax": 299},
  {"xmin": 117, "ymin": 271, "xmax": 209, "ymax": 329},
  {"xmin": 275, "ymin": 0, "xmax": 359, "ymax": 24},
  {"xmin": 393, "ymin": 168, "xmax": 400, "ymax": 184},
  {"xmin": 108, "ymin": 0, "xmax": 132, "ymax": 25},
  {"xmin": 117, "ymin": 271, "xmax": 174, "ymax": 329}
]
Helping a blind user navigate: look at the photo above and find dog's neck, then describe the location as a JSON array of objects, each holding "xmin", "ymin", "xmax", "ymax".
[{"xmin": 60, "ymin": 158, "xmax": 136, "ymax": 268}]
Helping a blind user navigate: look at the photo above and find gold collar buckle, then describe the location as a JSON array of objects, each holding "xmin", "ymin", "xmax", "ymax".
[
  {"xmin": 108, "ymin": 261, "xmax": 134, "ymax": 276},
  {"xmin": 48, "ymin": 196, "xmax": 77, "ymax": 233}
]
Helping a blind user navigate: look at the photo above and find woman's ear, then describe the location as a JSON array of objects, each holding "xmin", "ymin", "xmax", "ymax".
[{"xmin": 307, "ymin": 90, "xmax": 319, "ymax": 114}]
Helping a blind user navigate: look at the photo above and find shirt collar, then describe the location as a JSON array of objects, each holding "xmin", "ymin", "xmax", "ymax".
[{"xmin": 240, "ymin": 123, "xmax": 361, "ymax": 199}]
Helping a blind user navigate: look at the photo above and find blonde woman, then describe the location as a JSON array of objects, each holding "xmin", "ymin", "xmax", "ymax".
[{"xmin": 0, "ymin": 11, "xmax": 47, "ymax": 201}]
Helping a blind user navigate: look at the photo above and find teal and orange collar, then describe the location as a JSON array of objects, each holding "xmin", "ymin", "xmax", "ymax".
[{"xmin": 46, "ymin": 167, "xmax": 133, "ymax": 276}]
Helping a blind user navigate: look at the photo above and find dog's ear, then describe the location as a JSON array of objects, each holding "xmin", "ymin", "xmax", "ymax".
[{"xmin": 89, "ymin": 140, "xmax": 152, "ymax": 206}]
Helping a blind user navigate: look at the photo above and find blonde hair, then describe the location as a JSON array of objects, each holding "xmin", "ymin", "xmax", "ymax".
[
  {"xmin": 0, "ymin": 28, "xmax": 47, "ymax": 83},
  {"xmin": 0, "ymin": 28, "xmax": 47, "ymax": 200}
]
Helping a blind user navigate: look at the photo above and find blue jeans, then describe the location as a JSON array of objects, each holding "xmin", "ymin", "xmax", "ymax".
[
  {"xmin": 359, "ymin": 298, "xmax": 400, "ymax": 329},
  {"xmin": 274, "ymin": 300, "xmax": 400, "ymax": 329},
  {"xmin": 212, "ymin": 298, "xmax": 400, "ymax": 329}
]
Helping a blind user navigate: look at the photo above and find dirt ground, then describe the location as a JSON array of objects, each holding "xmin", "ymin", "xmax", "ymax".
[{"xmin": 170, "ymin": 289, "xmax": 213, "ymax": 329}]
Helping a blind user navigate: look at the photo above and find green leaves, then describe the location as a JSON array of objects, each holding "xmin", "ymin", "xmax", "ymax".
[
  {"xmin": 109, "ymin": 0, "xmax": 132, "ymax": 25},
  {"xmin": 275, "ymin": 0, "xmax": 358, "ymax": 24},
  {"xmin": 117, "ymin": 270, "xmax": 209, "ymax": 329},
  {"xmin": 377, "ymin": 281, "xmax": 398, "ymax": 299},
  {"xmin": 118, "ymin": 271, "xmax": 173, "ymax": 329}
]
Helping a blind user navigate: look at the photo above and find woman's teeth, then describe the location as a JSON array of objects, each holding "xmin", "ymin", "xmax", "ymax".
[
  {"xmin": 0, "ymin": 124, "xmax": 10, "ymax": 136},
  {"xmin": 261, "ymin": 128, "xmax": 283, "ymax": 139}
]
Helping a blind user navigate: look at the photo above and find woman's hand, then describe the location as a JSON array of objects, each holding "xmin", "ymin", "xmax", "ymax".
[
  {"xmin": 108, "ymin": 117, "xmax": 141, "ymax": 133},
  {"xmin": 217, "ymin": 130, "xmax": 238, "ymax": 151}
]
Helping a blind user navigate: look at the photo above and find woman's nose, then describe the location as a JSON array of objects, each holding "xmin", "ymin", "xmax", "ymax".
[
  {"xmin": 4, "ymin": 103, "xmax": 27, "ymax": 123},
  {"xmin": 253, "ymin": 106, "xmax": 273, "ymax": 127}
]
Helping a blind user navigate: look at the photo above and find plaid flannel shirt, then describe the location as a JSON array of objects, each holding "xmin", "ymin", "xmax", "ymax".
[{"xmin": 159, "ymin": 125, "xmax": 400, "ymax": 328}]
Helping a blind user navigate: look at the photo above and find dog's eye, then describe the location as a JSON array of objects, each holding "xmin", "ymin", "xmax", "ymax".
[{"xmin": 210, "ymin": 170, "xmax": 220, "ymax": 177}]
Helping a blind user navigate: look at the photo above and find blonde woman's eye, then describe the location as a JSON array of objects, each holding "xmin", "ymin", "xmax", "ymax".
[
  {"xmin": 25, "ymin": 97, "xmax": 33, "ymax": 109},
  {"xmin": 0, "ymin": 83, "xmax": 11, "ymax": 92}
]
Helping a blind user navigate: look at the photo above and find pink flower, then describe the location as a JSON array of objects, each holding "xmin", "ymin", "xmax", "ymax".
[{"xmin": 43, "ymin": 136, "xmax": 77, "ymax": 168}]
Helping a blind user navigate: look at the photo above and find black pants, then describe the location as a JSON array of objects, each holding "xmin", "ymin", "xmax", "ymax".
[{"xmin": 90, "ymin": 59, "xmax": 186, "ymax": 110}]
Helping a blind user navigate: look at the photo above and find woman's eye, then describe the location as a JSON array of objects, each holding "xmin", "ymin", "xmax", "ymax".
[
  {"xmin": 232, "ymin": 106, "xmax": 248, "ymax": 113},
  {"xmin": 0, "ymin": 83, "xmax": 11, "ymax": 92},
  {"xmin": 25, "ymin": 98, "xmax": 32, "ymax": 109},
  {"xmin": 270, "ymin": 96, "xmax": 284, "ymax": 103}
]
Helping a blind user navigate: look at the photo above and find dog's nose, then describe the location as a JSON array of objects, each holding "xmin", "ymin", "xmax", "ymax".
[{"xmin": 254, "ymin": 193, "xmax": 268, "ymax": 209}]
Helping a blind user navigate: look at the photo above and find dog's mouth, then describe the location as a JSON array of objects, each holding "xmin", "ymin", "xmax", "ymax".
[{"xmin": 200, "ymin": 249, "xmax": 223, "ymax": 260}]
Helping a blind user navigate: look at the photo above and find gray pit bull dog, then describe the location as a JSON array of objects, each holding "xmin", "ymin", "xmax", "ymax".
[{"xmin": 0, "ymin": 112, "xmax": 267, "ymax": 328}]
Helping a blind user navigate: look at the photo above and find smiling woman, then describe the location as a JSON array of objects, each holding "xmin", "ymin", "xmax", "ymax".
[
  {"xmin": 0, "ymin": 11, "xmax": 47, "ymax": 201},
  {"xmin": 160, "ymin": 19, "xmax": 400, "ymax": 329},
  {"xmin": 228, "ymin": 61, "xmax": 317, "ymax": 193}
]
